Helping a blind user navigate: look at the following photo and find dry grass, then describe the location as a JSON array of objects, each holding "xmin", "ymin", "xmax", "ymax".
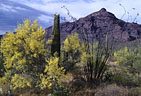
[
  {"xmin": 95, "ymin": 84, "xmax": 128, "ymax": 96},
  {"xmin": 75, "ymin": 84, "xmax": 129, "ymax": 96}
]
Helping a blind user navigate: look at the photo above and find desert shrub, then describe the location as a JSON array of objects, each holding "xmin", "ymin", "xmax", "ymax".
[
  {"xmin": 80, "ymin": 32, "xmax": 112, "ymax": 84},
  {"xmin": 111, "ymin": 73, "xmax": 125, "ymax": 84},
  {"xmin": 111, "ymin": 72, "xmax": 137, "ymax": 86},
  {"xmin": 62, "ymin": 33, "xmax": 81, "ymax": 72},
  {"xmin": 69, "ymin": 77, "xmax": 86, "ymax": 92},
  {"xmin": 11, "ymin": 74, "xmax": 32, "ymax": 90},
  {"xmin": 0, "ymin": 76, "xmax": 8, "ymax": 84},
  {"xmin": 40, "ymin": 56, "xmax": 65, "ymax": 89},
  {"xmin": 114, "ymin": 47, "xmax": 141, "ymax": 75},
  {"xmin": 52, "ymin": 85, "xmax": 72, "ymax": 96},
  {"xmin": 114, "ymin": 47, "xmax": 141, "ymax": 86}
]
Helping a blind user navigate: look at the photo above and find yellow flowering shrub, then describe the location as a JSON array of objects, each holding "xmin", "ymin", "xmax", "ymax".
[
  {"xmin": 64, "ymin": 33, "xmax": 80, "ymax": 53},
  {"xmin": 114, "ymin": 47, "xmax": 130, "ymax": 65},
  {"xmin": 0, "ymin": 19, "xmax": 47, "ymax": 89},
  {"xmin": 0, "ymin": 19, "xmax": 66, "ymax": 91},
  {"xmin": 1, "ymin": 19, "xmax": 46, "ymax": 71},
  {"xmin": 40, "ymin": 57, "xmax": 65, "ymax": 89},
  {"xmin": 0, "ymin": 70, "xmax": 12, "ymax": 84},
  {"xmin": 0, "ymin": 77, "xmax": 8, "ymax": 84},
  {"xmin": 1, "ymin": 19, "xmax": 46, "ymax": 70},
  {"xmin": 11, "ymin": 74, "xmax": 31, "ymax": 90}
]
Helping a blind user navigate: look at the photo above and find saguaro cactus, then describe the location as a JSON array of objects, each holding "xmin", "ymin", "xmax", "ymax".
[{"xmin": 51, "ymin": 14, "xmax": 61, "ymax": 57}]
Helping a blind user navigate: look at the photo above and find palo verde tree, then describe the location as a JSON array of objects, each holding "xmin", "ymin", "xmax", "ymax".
[
  {"xmin": 64, "ymin": 33, "xmax": 80, "ymax": 62},
  {"xmin": 0, "ymin": 19, "xmax": 65, "ymax": 91},
  {"xmin": 40, "ymin": 56, "xmax": 65, "ymax": 89},
  {"xmin": 51, "ymin": 14, "xmax": 61, "ymax": 57},
  {"xmin": 0, "ymin": 19, "xmax": 47, "ymax": 89}
]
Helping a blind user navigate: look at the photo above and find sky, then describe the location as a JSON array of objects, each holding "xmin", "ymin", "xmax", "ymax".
[{"xmin": 0, "ymin": 0, "xmax": 141, "ymax": 34}]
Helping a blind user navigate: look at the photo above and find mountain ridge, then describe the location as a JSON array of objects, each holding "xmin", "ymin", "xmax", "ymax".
[{"xmin": 46, "ymin": 8, "xmax": 141, "ymax": 42}]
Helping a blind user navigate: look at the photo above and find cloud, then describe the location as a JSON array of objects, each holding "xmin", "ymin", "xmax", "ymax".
[
  {"xmin": 0, "ymin": 4, "xmax": 17, "ymax": 12},
  {"xmin": 38, "ymin": 14, "xmax": 53, "ymax": 22},
  {"xmin": 11, "ymin": 0, "xmax": 141, "ymax": 23},
  {"xmin": 0, "ymin": 3, "xmax": 27, "ymax": 12},
  {"xmin": 0, "ymin": 0, "xmax": 53, "ymax": 34},
  {"xmin": 15, "ymin": 6, "xmax": 26, "ymax": 11}
]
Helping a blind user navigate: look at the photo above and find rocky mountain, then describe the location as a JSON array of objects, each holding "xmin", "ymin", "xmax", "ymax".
[{"xmin": 46, "ymin": 8, "xmax": 141, "ymax": 42}]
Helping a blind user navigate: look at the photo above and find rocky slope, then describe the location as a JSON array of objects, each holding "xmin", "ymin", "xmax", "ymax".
[{"xmin": 46, "ymin": 8, "xmax": 141, "ymax": 42}]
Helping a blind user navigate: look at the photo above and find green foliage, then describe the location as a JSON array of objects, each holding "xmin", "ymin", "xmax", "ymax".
[
  {"xmin": 40, "ymin": 56, "xmax": 65, "ymax": 89},
  {"xmin": 51, "ymin": 14, "xmax": 61, "ymax": 57},
  {"xmin": 0, "ymin": 76, "xmax": 9, "ymax": 84},
  {"xmin": 114, "ymin": 47, "xmax": 141, "ymax": 75},
  {"xmin": 111, "ymin": 72, "xmax": 127, "ymax": 84},
  {"xmin": 0, "ymin": 70, "xmax": 12, "ymax": 85},
  {"xmin": 114, "ymin": 47, "xmax": 141, "ymax": 86},
  {"xmin": 114, "ymin": 47, "xmax": 133, "ymax": 65}
]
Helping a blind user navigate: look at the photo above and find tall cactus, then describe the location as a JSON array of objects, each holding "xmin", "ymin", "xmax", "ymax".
[{"xmin": 51, "ymin": 14, "xmax": 61, "ymax": 57}]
